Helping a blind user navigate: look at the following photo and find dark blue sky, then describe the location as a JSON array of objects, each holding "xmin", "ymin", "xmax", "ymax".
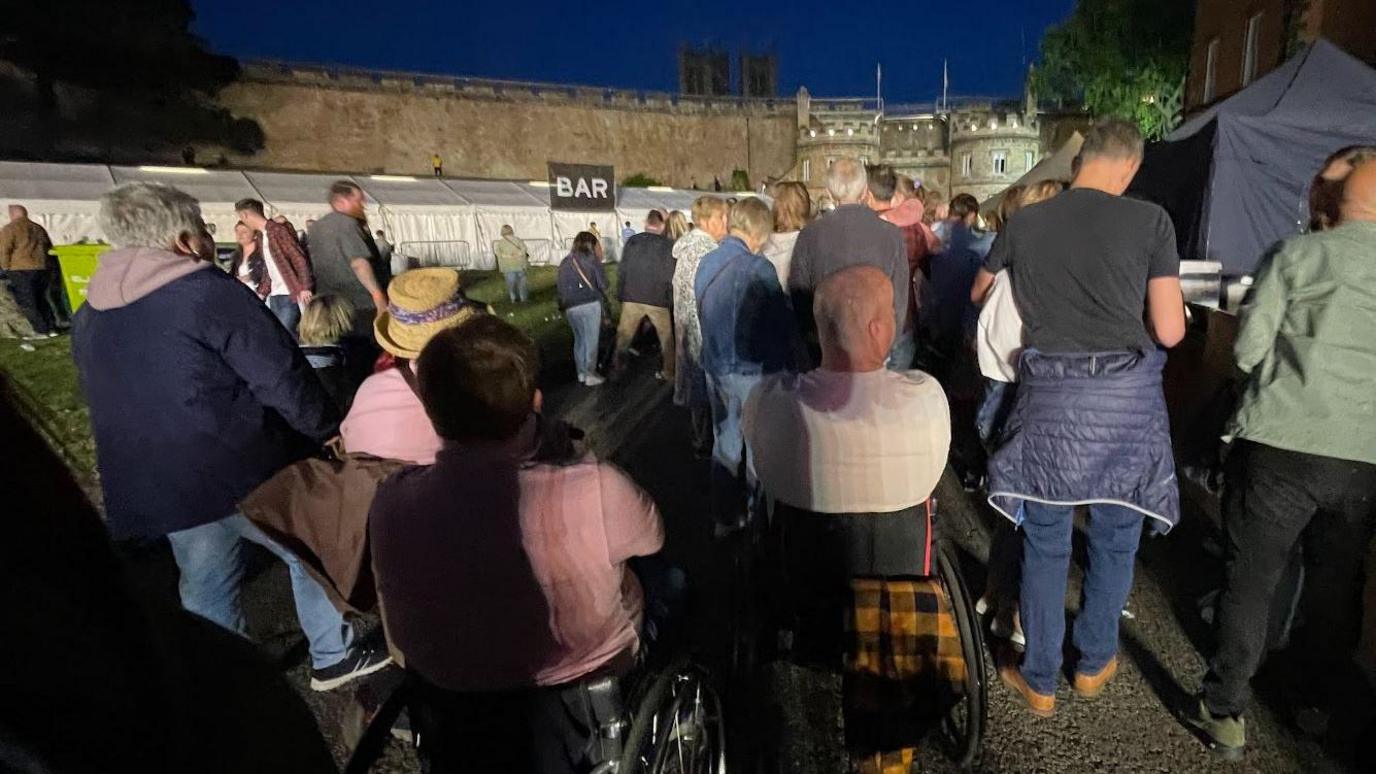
[{"xmin": 192, "ymin": 0, "xmax": 1075, "ymax": 103}]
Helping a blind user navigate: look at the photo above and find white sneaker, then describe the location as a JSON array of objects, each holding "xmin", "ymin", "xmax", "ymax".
[
  {"xmin": 577, "ymin": 373, "xmax": 587, "ymax": 384},
  {"xmin": 18, "ymin": 343, "xmax": 36, "ymax": 352},
  {"xmin": 975, "ymin": 597, "xmax": 991, "ymax": 616},
  {"xmin": 584, "ymin": 374, "xmax": 605, "ymax": 386}
]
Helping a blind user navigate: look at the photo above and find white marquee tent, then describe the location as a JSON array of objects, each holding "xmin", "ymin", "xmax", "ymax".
[{"xmin": 0, "ymin": 161, "xmax": 748, "ymax": 270}]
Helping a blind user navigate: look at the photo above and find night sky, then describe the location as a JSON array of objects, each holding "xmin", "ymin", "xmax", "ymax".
[{"xmin": 191, "ymin": 0, "xmax": 1075, "ymax": 104}]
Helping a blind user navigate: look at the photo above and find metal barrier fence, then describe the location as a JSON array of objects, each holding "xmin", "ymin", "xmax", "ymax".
[{"xmin": 395, "ymin": 240, "xmax": 473, "ymax": 270}]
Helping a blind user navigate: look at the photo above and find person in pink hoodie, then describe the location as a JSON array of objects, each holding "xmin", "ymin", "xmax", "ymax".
[{"xmin": 870, "ymin": 169, "xmax": 937, "ymax": 370}]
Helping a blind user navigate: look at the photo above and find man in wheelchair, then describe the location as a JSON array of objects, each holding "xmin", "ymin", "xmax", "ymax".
[
  {"xmin": 368, "ymin": 316, "xmax": 667, "ymax": 773},
  {"xmin": 744, "ymin": 266, "xmax": 956, "ymax": 770}
]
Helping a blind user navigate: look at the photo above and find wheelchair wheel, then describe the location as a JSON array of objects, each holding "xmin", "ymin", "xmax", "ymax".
[
  {"xmin": 934, "ymin": 539, "xmax": 988, "ymax": 769},
  {"xmin": 619, "ymin": 655, "xmax": 727, "ymax": 774}
]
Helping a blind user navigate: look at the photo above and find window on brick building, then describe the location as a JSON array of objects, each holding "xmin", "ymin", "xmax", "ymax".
[
  {"xmin": 1024, "ymin": 150, "xmax": 1035, "ymax": 172},
  {"xmin": 860, "ymin": 155, "xmax": 870, "ymax": 166},
  {"xmin": 802, "ymin": 158, "xmax": 811, "ymax": 182},
  {"xmin": 961, "ymin": 153, "xmax": 972, "ymax": 177},
  {"xmin": 1242, "ymin": 13, "xmax": 1262, "ymax": 86},
  {"xmin": 992, "ymin": 150, "xmax": 1008, "ymax": 176},
  {"xmin": 1204, "ymin": 37, "xmax": 1220, "ymax": 102}
]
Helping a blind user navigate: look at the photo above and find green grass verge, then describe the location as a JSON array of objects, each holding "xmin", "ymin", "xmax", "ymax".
[{"xmin": 0, "ymin": 265, "xmax": 618, "ymax": 492}]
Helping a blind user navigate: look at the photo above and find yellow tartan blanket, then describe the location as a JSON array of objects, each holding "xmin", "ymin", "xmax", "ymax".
[{"xmin": 844, "ymin": 577, "xmax": 967, "ymax": 774}]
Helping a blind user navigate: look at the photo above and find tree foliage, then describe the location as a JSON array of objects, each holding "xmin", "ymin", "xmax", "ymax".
[
  {"xmin": 621, "ymin": 173, "xmax": 663, "ymax": 187},
  {"xmin": 0, "ymin": 0, "xmax": 263, "ymax": 159},
  {"xmin": 1033, "ymin": 0, "xmax": 1194, "ymax": 139}
]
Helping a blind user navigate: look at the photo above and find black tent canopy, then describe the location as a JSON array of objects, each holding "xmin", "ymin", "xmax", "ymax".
[{"xmin": 1131, "ymin": 39, "xmax": 1376, "ymax": 277}]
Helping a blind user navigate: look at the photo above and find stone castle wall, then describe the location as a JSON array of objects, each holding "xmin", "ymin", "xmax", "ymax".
[{"xmin": 218, "ymin": 63, "xmax": 797, "ymax": 187}]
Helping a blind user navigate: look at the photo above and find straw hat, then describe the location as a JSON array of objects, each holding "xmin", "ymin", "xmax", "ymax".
[{"xmin": 374, "ymin": 268, "xmax": 484, "ymax": 359}]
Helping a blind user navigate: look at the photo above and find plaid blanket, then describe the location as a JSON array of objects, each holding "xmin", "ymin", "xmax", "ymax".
[{"xmin": 844, "ymin": 577, "xmax": 967, "ymax": 774}]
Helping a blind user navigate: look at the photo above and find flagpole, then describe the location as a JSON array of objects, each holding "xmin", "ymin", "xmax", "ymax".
[{"xmin": 942, "ymin": 59, "xmax": 949, "ymax": 113}]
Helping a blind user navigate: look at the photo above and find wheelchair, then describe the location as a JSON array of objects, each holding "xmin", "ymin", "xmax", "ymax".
[
  {"xmin": 343, "ymin": 648, "xmax": 727, "ymax": 774},
  {"xmin": 725, "ymin": 495, "xmax": 988, "ymax": 770}
]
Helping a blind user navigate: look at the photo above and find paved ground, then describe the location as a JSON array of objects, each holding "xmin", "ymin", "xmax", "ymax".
[{"xmin": 157, "ymin": 355, "xmax": 1371, "ymax": 774}]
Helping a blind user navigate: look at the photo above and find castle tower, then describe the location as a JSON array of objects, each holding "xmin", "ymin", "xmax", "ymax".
[{"xmin": 946, "ymin": 101, "xmax": 1042, "ymax": 201}]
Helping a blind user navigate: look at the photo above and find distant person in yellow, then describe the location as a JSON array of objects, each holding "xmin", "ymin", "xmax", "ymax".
[
  {"xmin": 431, "ymin": 153, "xmax": 443, "ymax": 177},
  {"xmin": 494, "ymin": 225, "xmax": 530, "ymax": 303}
]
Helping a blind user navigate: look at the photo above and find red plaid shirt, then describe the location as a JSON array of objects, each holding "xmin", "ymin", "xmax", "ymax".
[{"xmin": 262, "ymin": 219, "xmax": 314, "ymax": 299}]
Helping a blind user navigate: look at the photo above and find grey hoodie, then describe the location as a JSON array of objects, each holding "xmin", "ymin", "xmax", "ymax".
[{"xmin": 86, "ymin": 247, "xmax": 213, "ymax": 311}]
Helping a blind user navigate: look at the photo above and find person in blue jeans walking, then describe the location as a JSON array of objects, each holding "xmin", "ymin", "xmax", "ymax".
[
  {"xmin": 494, "ymin": 224, "xmax": 530, "ymax": 303},
  {"xmin": 970, "ymin": 119, "xmax": 1186, "ymax": 716},
  {"xmin": 72, "ymin": 182, "xmax": 391, "ymax": 692},
  {"xmin": 557, "ymin": 231, "xmax": 608, "ymax": 386},
  {"xmin": 696, "ymin": 198, "xmax": 798, "ymax": 533}
]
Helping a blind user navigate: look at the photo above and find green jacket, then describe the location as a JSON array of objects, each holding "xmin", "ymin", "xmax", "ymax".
[
  {"xmin": 493, "ymin": 235, "xmax": 529, "ymax": 273},
  {"xmin": 1229, "ymin": 221, "xmax": 1376, "ymax": 465}
]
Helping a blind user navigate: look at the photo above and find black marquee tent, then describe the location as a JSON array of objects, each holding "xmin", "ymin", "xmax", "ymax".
[{"xmin": 1130, "ymin": 39, "xmax": 1376, "ymax": 277}]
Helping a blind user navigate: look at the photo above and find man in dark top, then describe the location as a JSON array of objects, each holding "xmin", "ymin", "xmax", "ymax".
[
  {"xmin": 788, "ymin": 158, "xmax": 908, "ymax": 366},
  {"xmin": 308, "ymin": 180, "xmax": 389, "ymax": 381},
  {"xmin": 614, "ymin": 210, "xmax": 676, "ymax": 381},
  {"xmin": 970, "ymin": 119, "xmax": 1185, "ymax": 719}
]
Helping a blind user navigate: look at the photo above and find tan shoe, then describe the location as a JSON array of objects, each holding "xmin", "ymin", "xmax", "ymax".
[
  {"xmin": 998, "ymin": 664, "xmax": 1055, "ymax": 718},
  {"xmin": 1073, "ymin": 657, "xmax": 1118, "ymax": 700}
]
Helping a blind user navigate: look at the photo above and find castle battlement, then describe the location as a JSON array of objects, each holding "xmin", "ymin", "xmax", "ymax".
[{"xmin": 238, "ymin": 60, "xmax": 796, "ymax": 116}]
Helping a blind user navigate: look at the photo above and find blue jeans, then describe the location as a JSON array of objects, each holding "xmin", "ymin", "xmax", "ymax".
[
  {"xmin": 886, "ymin": 328, "xmax": 916, "ymax": 372},
  {"xmin": 706, "ymin": 371, "xmax": 762, "ymax": 526},
  {"xmin": 504, "ymin": 271, "xmax": 529, "ymax": 303},
  {"xmin": 565, "ymin": 301, "xmax": 601, "ymax": 379},
  {"xmin": 267, "ymin": 295, "xmax": 301, "ymax": 337},
  {"xmin": 166, "ymin": 512, "xmax": 354, "ymax": 669},
  {"xmin": 1019, "ymin": 501, "xmax": 1143, "ymax": 694}
]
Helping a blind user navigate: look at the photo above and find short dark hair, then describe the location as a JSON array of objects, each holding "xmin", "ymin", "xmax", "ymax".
[
  {"xmin": 645, "ymin": 210, "xmax": 665, "ymax": 226},
  {"xmin": 417, "ymin": 316, "xmax": 539, "ymax": 442},
  {"xmin": 949, "ymin": 193, "xmax": 981, "ymax": 220},
  {"xmin": 867, "ymin": 164, "xmax": 898, "ymax": 201},
  {"xmin": 1079, "ymin": 118, "xmax": 1145, "ymax": 162},
  {"xmin": 328, "ymin": 180, "xmax": 362, "ymax": 203},
  {"xmin": 572, "ymin": 231, "xmax": 599, "ymax": 255},
  {"xmin": 234, "ymin": 198, "xmax": 265, "ymax": 216}
]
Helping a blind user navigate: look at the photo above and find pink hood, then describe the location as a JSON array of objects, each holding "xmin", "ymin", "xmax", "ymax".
[
  {"xmin": 880, "ymin": 198, "xmax": 926, "ymax": 228},
  {"xmin": 86, "ymin": 247, "xmax": 213, "ymax": 311}
]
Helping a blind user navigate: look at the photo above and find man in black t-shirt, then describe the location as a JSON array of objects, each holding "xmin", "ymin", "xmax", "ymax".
[
  {"xmin": 971, "ymin": 119, "xmax": 1186, "ymax": 720},
  {"xmin": 974, "ymin": 155, "xmax": 1181, "ymax": 354}
]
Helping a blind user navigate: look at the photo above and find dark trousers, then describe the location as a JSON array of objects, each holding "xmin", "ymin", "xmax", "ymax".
[
  {"xmin": 7, "ymin": 270, "xmax": 54, "ymax": 334},
  {"xmin": 1203, "ymin": 440, "xmax": 1376, "ymax": 717}
]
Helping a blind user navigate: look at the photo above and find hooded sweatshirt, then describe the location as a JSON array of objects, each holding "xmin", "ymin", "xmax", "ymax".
[
  {"xmin": 85, "ymin": 247, "xmax": 213, "ymax": 310},
  {"xmin": 73, "ymin": 247, "xmax": 338, "ymax": 539}
]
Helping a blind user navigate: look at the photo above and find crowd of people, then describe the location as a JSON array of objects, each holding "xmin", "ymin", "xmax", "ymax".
[{"xmin": 6, "ymin": 116, "xmax": 1376, "ymax": 772}]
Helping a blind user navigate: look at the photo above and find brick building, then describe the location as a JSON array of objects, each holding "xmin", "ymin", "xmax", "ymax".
[{"xmin": 1186, "ymin": 0, "xmax": 1376, "ymax": 112}]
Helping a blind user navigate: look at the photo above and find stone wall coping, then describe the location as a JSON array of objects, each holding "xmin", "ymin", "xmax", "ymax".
[{"xmin": 237, "ymin": 60, "xmax": 800, "ymax": 115}]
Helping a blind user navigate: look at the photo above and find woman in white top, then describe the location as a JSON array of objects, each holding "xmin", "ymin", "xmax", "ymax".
[
  {"xmin": 762, "ymin": 182, "xmax": 811, "ymax": 289},
  {"xmin": 228, "ymin": 221, "xmax": 268, "ymax": 300}
]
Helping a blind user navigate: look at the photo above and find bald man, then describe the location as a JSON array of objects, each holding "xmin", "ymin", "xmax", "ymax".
[
  {"xmin": 744, "ymin": 265, "xmax": 949, "ymax": 518},
  {"xmin": 1193, "ymin": 157, "xmax": 1376, "ymax": 759},
  {"xmin": 742, "ymin": 266, "xmax": 949, "ymax": 761}
]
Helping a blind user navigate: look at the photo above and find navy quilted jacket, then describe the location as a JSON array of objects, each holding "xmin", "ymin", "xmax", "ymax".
[{"xmin": 986, "ymin": 349, "xmax": 1179, "ymax": 534}]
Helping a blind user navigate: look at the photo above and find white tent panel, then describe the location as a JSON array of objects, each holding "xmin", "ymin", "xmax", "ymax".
[
  {"xmin": 472, "ymin": 208, "xmax": 556, "ymax": 269},
  {"xmin": 0, "ymin": 161, "xmax": 113, "ymax": 243},
  {"xmin": 550, "ymin": 211, "xmax": 624, "ymax": 262},
  {"xmin": 109, "ymin": 166, "xmax": 261, "ymax": 238},
  {"xmin": 241, "ymin": 170, "xmax": 385, "ymax": 240},
  {"xmin": 382, "ymin": 205, "xmax": 480, "ymax": 270},
  {"xmin": 445, "ymin": 181, "xmax": 556, "ymax": 268}
]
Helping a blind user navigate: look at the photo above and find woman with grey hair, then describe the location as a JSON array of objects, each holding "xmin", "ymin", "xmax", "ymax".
[{"xmin": 72, "ymin": 182, "xmax": 391, "ymax": 692}]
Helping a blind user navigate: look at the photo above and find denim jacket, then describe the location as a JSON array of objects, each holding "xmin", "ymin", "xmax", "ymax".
[{"xmin": 694, "ymin": 235, "xmax": 797, "ymax": 377}]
